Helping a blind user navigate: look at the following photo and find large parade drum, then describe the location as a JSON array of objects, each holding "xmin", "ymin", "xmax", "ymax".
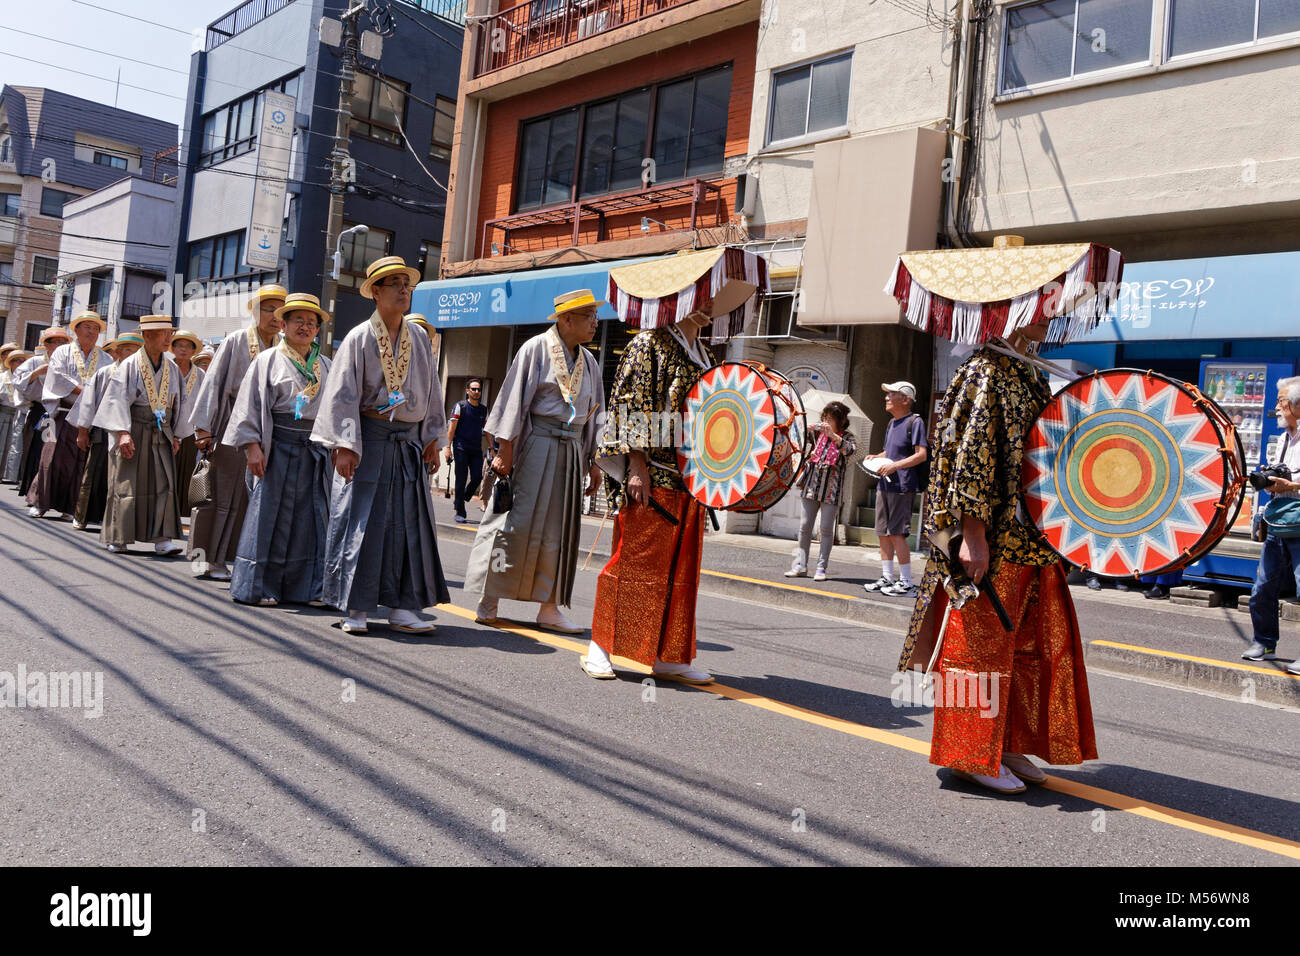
[
  {"xmin": 678, "ymin": 362, "xmax": 808, "ymax": 513},
  {"xmin": 1022, "ymin": 369, "xmax": 1247, "ymax": 578}
]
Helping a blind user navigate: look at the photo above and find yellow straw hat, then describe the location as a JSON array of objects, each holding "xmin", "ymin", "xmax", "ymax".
[
  {"xmin": 359, "ymin": 256, "xmax": 420, "ymax": 300},
  {"xmin": 273, "ymin": 292, "xmax": 330, "ymax": 324},
  {"xmin": 39, "ymin": 327, "xmax": 71, "ymax": 346},
  {"xmin": 548, "ymin": 289, "xmax": 605, "ymax": 321},
  {"xmin": 70, "ymin": 310, "xmax": 107, "ymax": 333},
  {"xmin": 405, "ymin": 313, "xmax": 435, "ymax": 337},
  {"xmin": 136, "ymin": 315, "xmax": 176, "ymax": 332},
  {"xmin": 171, "ymin": 329, "xmax": 203, "ymax": 349},
  {"xmin": 247, "ymin": 284, "xmax": 289, "ymax": 313},
  {"xmin": 0, "ymin": 342, "xmax": 17, "ymax": 358},
  {"xmin": 5, "ymin": 349, "xmax": 32, "ymax": 369}
]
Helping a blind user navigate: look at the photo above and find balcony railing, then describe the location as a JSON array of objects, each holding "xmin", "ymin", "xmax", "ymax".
[
  {"xmin": 474, "ymin": 0, "xmax": 692, "ymax": 77},
  {"xmin": 481, "ymin": 176, "xmax": 724, "ymax": 258},
  {"xmin": 205, "ymin": 0, "xmax": 294, "ymax": 51}
]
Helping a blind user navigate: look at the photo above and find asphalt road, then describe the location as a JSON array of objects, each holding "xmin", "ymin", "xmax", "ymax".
[{"xmin": 0, "ymin": 494, "xmax": 1296, "ymax": 866}]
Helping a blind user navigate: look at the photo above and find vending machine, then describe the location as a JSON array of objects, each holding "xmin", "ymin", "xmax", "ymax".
[{"xmin": 1182, "ymin": 358, "xmax": 1298, "ymax": 586}]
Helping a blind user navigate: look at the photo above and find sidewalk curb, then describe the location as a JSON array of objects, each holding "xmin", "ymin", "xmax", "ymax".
[{"xmin": 436, "ymin": 520, "xmax": 1300, "ymax": 707}]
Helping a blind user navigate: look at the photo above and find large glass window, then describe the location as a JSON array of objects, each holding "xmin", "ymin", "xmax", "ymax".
[
  {"xmin": 429, "ymin": 95, "xmax": 457, "ymax": 162},
  {"xmin": 186, "ymin": 231, "xmax": 256, "ymax": 283},
  {"xmin": 1168, "ymin": 0, "xmax": 1300, "ymax": 57},
  {"xmin": 198, "ymin": 73, "xmax": 300, "ymax": 168},
  {"xmin": 350, "ymin": 71, "xmax": 408, "ymax": 146},
  {"xmin": 40, "ymin": 188, "xmax": 79, "ymax": 218},
  {"xmin": 92, "ymin": 150, "xmax": 129, "ymax": 170},
  {"xmin": 1001, "ymin": 0, "xmax": 1153, "ymax": 92},
  {"xmin": 767, "ymin": 52, "xmax": 852, "ymax": 145},
  {"xmin": 652, "ymin": 66, "xmax": 732, "ymax": 181},
  {"xmin": 516, "ymin": 109, "xmax": 579, "ymax": 209},
  {"xmin": 31, "ymin": 256, "xmax": 57, "ymax": 286},
  {"xmin": 579, "ymin": 89, "xmax": 650, "ymax": 197},
  {"xmin": 338, "ymin": 224, "xmax": 393, "ymax": 291},
  {"xmin": 1, "ymin": 192, "xmax": 19, "ymax": 217}
]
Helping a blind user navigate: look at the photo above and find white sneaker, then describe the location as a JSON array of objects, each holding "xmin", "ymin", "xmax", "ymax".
[
  {"xmin": 813, "ymin": 569, "xmax": 828, "ymax": 582},
  {"xmin": 1286, "ymin": 658, "xmax": 1300, "ymax": 676},
  {"xmin": 1001, "ymin": 752, "xmax": 1048, "ymax": 784},
  {"xmin": 536, "ymin": 605, "xmax": 585, "ymax": 634},
  {"xmin": 388, "ymin": 608, "xmax": 434, "ymax": 633},
  {"xmin": 475, "ymin": 597, "xmax": 499, "ymax": 623},
  {"xmin": 952, "ymin": 764, "xmax": 1027, "ymax": 794},
  {"xmin": 883, "ymin": 580, "xmax": 917, "ymax": 596},
  {"xmin": 154, "ymin": 541, "xmax": 183, "ymax": 555},
  {"xmin": 651, "ymin": 659, "xmax": 713, "ymax": 685},
  {"xmin": 863, "ymin": 577, "xmax": 895, "ymax": 593},
  {"xmin": 106, "ymin": 543, "xmax": 127, "ymax": 554},
  {"xmin": 784, "ymin": 567, "xmax": 808, "ymax": 578}
]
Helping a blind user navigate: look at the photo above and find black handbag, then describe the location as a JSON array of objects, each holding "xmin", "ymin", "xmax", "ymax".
[
  {"xmin": 492, "ymin": 471, "xmax": 512, "ymax": 513},
  {"xmin": 189, "ymin": 450, "xmax": 214, "ymax": 510}
]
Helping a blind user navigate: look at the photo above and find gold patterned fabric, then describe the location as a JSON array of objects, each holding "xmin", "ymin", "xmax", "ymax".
[
  {"xmin": 599, "ymin": 327, "xmax": 714, "ymax": 509},
  {"xmin": 899, "ymin": 244, "xmax": 1091, "ymax": 303},
  {"xmin": 898, "ymin": 348, "xmax": 1057, "ymax": 673},
  {"xmin": 608, "ymin": 248, "xmax": 726, "ymax": 299}
]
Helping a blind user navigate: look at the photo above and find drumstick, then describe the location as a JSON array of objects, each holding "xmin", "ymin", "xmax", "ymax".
[{"xmin": 582, "ymin": 508, "xmax": 611, "ymax": 571}]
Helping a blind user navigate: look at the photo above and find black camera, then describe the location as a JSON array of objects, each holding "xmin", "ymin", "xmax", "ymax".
[{"xmin": 1248, "ymin": 463, "xmax": 1292, "ymax": 491}]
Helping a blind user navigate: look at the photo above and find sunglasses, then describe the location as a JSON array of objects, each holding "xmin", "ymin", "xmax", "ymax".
[{"xmin": 468, "ymin": 387, "xmax": 481, "ymax": 392}]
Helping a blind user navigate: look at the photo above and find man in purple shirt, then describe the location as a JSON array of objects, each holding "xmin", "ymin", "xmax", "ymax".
[{"xmin": 863, "ymin": 381, "xmax": 928, "ymax": 596}]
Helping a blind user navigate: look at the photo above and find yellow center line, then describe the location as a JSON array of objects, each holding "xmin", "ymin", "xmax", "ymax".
[
  {"xmin": 700, "ymin": 568, "xmax": 871, "ymax": 601},
  {"xmin": 1092, "ymin": 639, "xmax": 1300, "ymax": 679},
  {"xmin": 437, "ymin": 602, "xmax": 1300, "ymax": 862}
]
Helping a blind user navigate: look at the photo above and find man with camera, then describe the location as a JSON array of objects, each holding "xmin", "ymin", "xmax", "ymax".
[{"xmin": 1244, "ymin": 376, "xmax": 1300, "ymax": 674}]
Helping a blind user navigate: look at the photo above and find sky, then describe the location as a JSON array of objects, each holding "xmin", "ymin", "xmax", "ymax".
[{"xmin": 0, "ymin": 0, "xmax": 244, "ymax": 141}]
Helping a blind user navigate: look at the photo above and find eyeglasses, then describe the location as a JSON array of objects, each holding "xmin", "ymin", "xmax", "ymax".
[
  {"xmin": 380, "ymin": 277, "xmax": 411, "ymax": 291},
  {"xmin": 468, "ymin": 387, "xmax": 481, "ymax": 392},
  {"xmin": 285, "ymin": 316, "xmax": 319, "ymax": 328}
]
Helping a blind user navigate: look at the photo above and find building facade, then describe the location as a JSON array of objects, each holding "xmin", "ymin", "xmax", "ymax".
[
  {"xmin": 0, "ymin": 86, "xmax": 177, "ymax": 348},
  {"xmin": 167, "ymin": 0, "xmax": 464, "ymax": 342}
]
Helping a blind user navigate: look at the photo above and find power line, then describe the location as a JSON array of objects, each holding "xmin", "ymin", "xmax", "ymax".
[
  {"xmin": 0, "ymin": 49, "xmax": 188, "ymax": 102},
  {"xmin": 387, "ymin": 0, "xmax": 465, "ymax": 55},
  {"xmin": 67, "ymin": 0, "xmax": 194, "ymax": 36}
]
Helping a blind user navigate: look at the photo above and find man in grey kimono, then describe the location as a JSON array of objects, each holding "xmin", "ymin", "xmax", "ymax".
[
  {"xmin": 30, "ymin": 312, "xmax": 114, "ymax": 519},
  {"xmin": 0, "ymin": 343, "xmax": 18, "ymax": 482},
  {"xmin": 3, "ymin": 349, "xmax": 33, "ymax": 484},
  {"xmin": 187, "ymin": 284, "xmax": 287, "ymax": 580},
  {"xmin": 310, "ymin": 256, "xmax": 449, "ymax": 635},
  {"xmin": 465, "ymin": 289, "xmax": 606, "ymax": 633},
  {"xmin": 70, "ymin": 334, "xmax": 139, "ymax": 529},
  {"xmin": 93, "ymin": 317, "xmax": 193, "ymax": 554},
  {"xmin": 14, "ymin": 333, "xmax": 66, "ymax": 498}
]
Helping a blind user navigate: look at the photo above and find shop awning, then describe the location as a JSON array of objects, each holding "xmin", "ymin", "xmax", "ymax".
[
  {"xmin": 411, "ymin": 255, "xmax": 662, "ymax": 329},
  {"xmin": 1080, "ymin": 250, "xmax": 1300, "ymax": 343}
]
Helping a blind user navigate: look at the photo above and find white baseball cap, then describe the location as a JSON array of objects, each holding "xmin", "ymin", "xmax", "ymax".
[{"xmin": 882, "ymin": 381, "xmax": 916, "ymax": 401}]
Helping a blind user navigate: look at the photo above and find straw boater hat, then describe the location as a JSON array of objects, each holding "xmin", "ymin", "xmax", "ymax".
[
  {"xmin": 116, "ymin": 333, "xmax": 145, "ymax": 349},
  {"xmin": 39, "ymin": 327, "xmax": 71, "ymax": 346},
  {"xmin": 247, "ymin": 284, "xmax": 289, "ymax": 312},
  {"xmin": 273, "ymin": 292, "xmax": 330, "ymax": 324},
  {"xmin": 549, "ymin": 289, "xmax": 605, "ymax": 321},
  {"xmin": 137, "ymin": 316, "xmax": 176, "ymax": 333},
  {"xmin": 405, "ymin": 313, "xmax": 435, "ymax": 337},
  {"xmin": 171, "ymin": 329, "xmax": 203, "ymax": 350},
  {"xmin": 70, "ymin": 310, "xmax": 106, "ymax": 334},
  {"xmin": 0, "ymin": 342, "xmax": 17, "ymax": 360},
  {"xmin": 194, "ymin": 346, "xmax": 215, "ymax": 367},
  {"xmin": 5, "ymin": 350, "xmax": 32, "ymax": 369},
  {"xmin": 359, "ymin": 256, "xmax": 420, "ymax": 300}
]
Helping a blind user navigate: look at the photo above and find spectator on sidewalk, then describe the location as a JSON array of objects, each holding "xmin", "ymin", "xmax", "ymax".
[
  {"xmin": 786, "ymin": 401, "xmax": 856, "ymax": 581},
  {"xmin": 1244, "ymin": 376, "xmax": 1300, "ymax": 675},
  {"xmin": 444, "ymin": 378, "xmax": 488, "ymax": 523},
  {"xmin": 863, "ymin": 381, "xmax": 928, "ymax": 596}
]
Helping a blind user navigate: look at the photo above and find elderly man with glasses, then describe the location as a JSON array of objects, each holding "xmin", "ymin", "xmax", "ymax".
[
  {"xmin": 311, "ymin": 257, "xmax": 449, "ymax": 635},
  {"xmin": 1243, "ymin": 376, "xmax": 1300, "ymax": 675}
]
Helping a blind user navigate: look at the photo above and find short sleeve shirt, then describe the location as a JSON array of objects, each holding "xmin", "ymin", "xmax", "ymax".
[
  {"xmin": 881, "ymin": 413, "xmax": 928, "ymax": 493},
  {"xmin": 451, "ymin": 399, "xmax": 488, "ymax": 451}
]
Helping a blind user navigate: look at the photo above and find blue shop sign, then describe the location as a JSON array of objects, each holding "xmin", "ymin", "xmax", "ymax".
[
  {"xmin": 1081, "ymin": 250, "xmax": 1300, "ymax": 342},
  {"xmin": 410, "ymin": 255, "xmax": 661, "ymax": 329}
]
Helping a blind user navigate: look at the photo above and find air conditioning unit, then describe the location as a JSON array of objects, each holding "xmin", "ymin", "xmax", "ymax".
[{"xmin": 577, "ymin": 11, "xmax": 608, "ymax": 39}]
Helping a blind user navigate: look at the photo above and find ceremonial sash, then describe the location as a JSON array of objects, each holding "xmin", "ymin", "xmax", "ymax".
[
  {"xmin": 72, "ymin": 345, "xmax": 102, "ymax": 387},
  {"xmin": 139, "ymin": 355, "xmax": 171, "ymax": 430},
  {"xmin": 545, "ymin": 325, "xmax": 584, "ymax": 425},
  {"xmin": 277, "ymin": 340, "xmax": 322, "ymax": 420},
  {"xmin": 370, "ymin": 314, "xmax": 411, "ymax": 414}
]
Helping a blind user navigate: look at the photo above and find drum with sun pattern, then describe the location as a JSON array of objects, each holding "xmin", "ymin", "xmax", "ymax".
[
  {"xmin": 1022, "ymin": 369, "xmax": 1246, "ymax": 578},
  {"xmin": 678, "ymin": 362, "xmax": 807, "ymax": 513}
]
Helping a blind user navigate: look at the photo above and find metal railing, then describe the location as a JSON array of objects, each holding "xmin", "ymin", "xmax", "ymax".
[
  {"xmin": 474, "ymin": 0, "xmax": 690, "ymax": 76},
  {"xmin": 206, "ymin": 0, "xmax": 295, "ymax": 51}
]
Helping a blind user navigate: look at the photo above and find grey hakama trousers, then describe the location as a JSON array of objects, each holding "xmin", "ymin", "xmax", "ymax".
[
  {"xmin": 27, "ymin": 405, "xmax": 87, "ymax": 516},
  {"xmin": 322, "ymin": 416, "xmax": 449, "ymax": 614},
  {"xmin": 16, "ymin": 402, "xmax": 43, "ymax": 496},
  {"xmin": 0, "ymin": 404, "xmax": 15, "ymax": 483},
  {"xmin": 187, "ymin": 440, "xmax": 249, "ymax": 565},
  {"xmin": 74, "ymin": 428, "xmax": 109, "ymax": 527},
  {"xmin": 464, "ymin": 414, "xmax": 584, "ymax": 608},
  {"xmin": 101, "ymin": 405, "xmax": 180, "ymax": 548},
  {"xmin": 231, "ymin": 415, "xmax": 331, "ymax": 605}
]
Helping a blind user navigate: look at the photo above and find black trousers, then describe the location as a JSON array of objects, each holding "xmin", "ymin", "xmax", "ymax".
[{"xmin": 453, "ymin": 446, "xmax": 483, "ymax": 516}]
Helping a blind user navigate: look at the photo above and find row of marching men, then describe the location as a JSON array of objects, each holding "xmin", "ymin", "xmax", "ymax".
[{"xmin": 0, "ymin": 256, "xmax": 449, "ymax": 634}]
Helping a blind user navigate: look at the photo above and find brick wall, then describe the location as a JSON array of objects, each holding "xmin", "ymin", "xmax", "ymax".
[{"xmin": 471, "ymin": 21, "xmax": 757, "ymax": 260}]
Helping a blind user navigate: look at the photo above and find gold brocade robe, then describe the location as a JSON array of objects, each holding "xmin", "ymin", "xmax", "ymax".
[{"xmin": 897, "ymin": 348, "xmax": 1058, "ymax": 671}]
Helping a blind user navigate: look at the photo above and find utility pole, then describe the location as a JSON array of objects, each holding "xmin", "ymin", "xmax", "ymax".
[{"xmin": 319, "ymin": 2, "xmax": 366, "ymax": 357}]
